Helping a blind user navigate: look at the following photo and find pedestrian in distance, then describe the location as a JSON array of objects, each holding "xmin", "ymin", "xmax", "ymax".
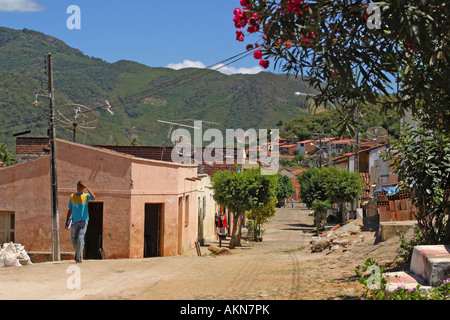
[{"xmin": 65, "ymin": 181, "xmax": 96, "ymax": 263}]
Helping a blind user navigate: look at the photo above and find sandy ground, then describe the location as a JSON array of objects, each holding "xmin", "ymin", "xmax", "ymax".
[{"xmin": 0, "ymin": 204, "xmax": 405, "ymax": 300}]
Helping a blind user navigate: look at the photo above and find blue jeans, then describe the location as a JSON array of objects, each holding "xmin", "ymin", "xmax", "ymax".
[{"xmin": 71, "ymin": 220, "xmax": 88, "ymax": 262}]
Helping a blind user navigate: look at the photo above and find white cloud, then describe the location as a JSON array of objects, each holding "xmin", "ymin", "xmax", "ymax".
[
  {"xmin": 165, "ymin": 59, "xmax": 262, "ymax": 75},
  {"xmin": 215, "ymin": 64, "xmax": 263, "ymax": 75},
  {"xmin": 0, "ymin": 0, "xmax": 45, "ymax": 12},
  {"xmin": 166, "ymin": 60, "xmax": 207, "ymax": 70}
]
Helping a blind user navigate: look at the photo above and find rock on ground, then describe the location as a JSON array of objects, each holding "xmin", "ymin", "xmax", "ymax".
[{"xmin": 208, "ymin": 245, "xmax": 230, "ymax": 255}]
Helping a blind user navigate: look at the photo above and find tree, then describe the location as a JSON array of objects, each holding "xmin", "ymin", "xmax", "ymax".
[
  {"xmin": 384, "ymin": 123, "xmax": 450, "ymax": 244},
  {"xmin": 298, "ymin": 166, "xmax": 363, "ymax": 222},
  {"xmin": 298, "ymin": 167, "xmax": 328, "ymax": 208},
  {"xmin": 211, "ymin": 168, "xmax": 278, "ymax": 248},
  {"xmin": 276, "ymin": 174, "xmax": 295, "ymax": 205},
  {"xmin": 324, "ymin": 166, "xmax": 364, "ymax": 215},
  {"xmin": 311, "ymin": 199, "xmax": 332, "ymax": 233},
  {"xmin": 247, "ymin": 196, "xmax": 278, "ymax": 240},
  {"xmin": 233, "ymin": 0, "xmax": 449, "ymax": 133},
  {"xmin": 0, "ymin": 143, "xmax": 15, "ymax": 166}
]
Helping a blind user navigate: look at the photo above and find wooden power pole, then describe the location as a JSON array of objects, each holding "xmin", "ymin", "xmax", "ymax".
[{"xmin": 47, "ymin": 53, "xmax": 60, "ymax": 262}]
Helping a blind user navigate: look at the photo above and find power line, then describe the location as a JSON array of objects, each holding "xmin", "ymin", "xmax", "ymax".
[
  {"xmin": 0, "ymin": 49, "xmax": 256, "ymax": 137},
  {"xmin": 0, "ymin": 121, "xmax": 45, "ymax": 135},
  {"xmin": 0, "ymin": 56, "xmax": 43, "ymax": 94},
  {"xmin": 85, "ymin": 49, "xmax": 256, "ymax": 114},
  {"xmin": 109, "ymin": 51, "xmax": 251, "ymax": 107}
]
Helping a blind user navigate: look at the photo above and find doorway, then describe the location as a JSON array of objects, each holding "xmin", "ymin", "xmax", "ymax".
[
  {"xmin": 84, "ymin": 202, "xmax": 103, "ymax": 260},
  {"xmin": 144, "ymin": 203, "xmax": 163, "ymax": 258},
  {"xmin": 177, "ymin": 197, "xmax": 183, "ymax": 255},
  {"xmin": 0, "ymin": 212, "xmax": 14, "ymax": 246}
]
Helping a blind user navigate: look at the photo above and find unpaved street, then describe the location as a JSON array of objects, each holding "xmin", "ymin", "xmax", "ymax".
[{"xmin": 0, "ymin": 204, "xmax": 401, "ymax": 300}]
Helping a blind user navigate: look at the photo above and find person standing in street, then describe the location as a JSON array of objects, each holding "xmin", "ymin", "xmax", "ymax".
[{"xmin": 65, "ymin": 181, "xmax": 96, "ymax": 263}]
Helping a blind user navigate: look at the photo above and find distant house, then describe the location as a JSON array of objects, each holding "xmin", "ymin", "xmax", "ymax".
[
  {"xmin": 280, "ymin": 144, "xmax": 297, "ymax": 155},
  {"xmin": 296, "ymin": 140, "xmax": 315, "ymax": 155},
  {"xmin": 315, "ymin": 137, "xmax": 338, "ymax": 149},
  {"xmin": 0, "ymin": 138, "xmax": 199, "ymax": 260},
  {"xmin": 331, "ymin": 142, "xmax": 397, "ymax": 187},
  {"xmin": 330, "ymin": 139, "xmax": 355, "ymax": 154}
]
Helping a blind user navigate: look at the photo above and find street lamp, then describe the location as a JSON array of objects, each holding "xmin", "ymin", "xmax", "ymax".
[
  {"xmin": 294, "ymin": 92, "xmax": 337, "ymax": 110},
  {"xmin": 310, "ymin": 142, "xmax": 328, "ymax": 168}
]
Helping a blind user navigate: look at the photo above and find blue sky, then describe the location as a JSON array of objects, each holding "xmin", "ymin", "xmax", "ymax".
[{"xmin": 0, "ymin": 0, "xmax": 266, "ymax": 74}]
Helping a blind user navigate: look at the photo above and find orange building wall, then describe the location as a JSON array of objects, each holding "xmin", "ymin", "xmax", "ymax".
[{"xmin": 0, "ymin": 139, "xmax": 198, "ymax": 260}]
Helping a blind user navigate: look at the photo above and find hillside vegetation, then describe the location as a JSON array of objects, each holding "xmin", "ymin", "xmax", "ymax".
[{"xmin": 0, "ymin": 27, "xmax": 316, "ymax": 149}]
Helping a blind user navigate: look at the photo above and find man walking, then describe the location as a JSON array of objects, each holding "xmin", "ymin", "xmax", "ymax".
[{"xmin": 65, "ymin": 181, "xmax": 96, "ymax": 263}]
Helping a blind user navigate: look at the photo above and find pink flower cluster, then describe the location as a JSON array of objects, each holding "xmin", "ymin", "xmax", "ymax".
[
  {"xmin": 233, "ymin": 7, "xmax": 260, "ymax": 32},
  {"xmin": 286, "ymin": 0, "xmax": 308, "ymax": 16},
  {"xmin": 233, "ymin": 1, "xmax": 270, "ymax": 69}
]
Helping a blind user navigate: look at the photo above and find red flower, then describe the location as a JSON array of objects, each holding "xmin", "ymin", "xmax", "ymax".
[
  {"xmin": 246, "ymin": 44, "xmax": 254, "ymax": 51},
  {"xmin": 406, "ymin": 43, "xmax": 418, "ymax": 52},
  {"xmin": 331, "ymin": 67, "xmax": 340, "ymax": 77},
  {"xmin": 286, "ymin": 0, "xmax": 306, "ymax": 16},
  {"xmin": 306, "ymin": 31, "xmax": 316, "ymax": 38},
  {"xmin": 284, "ymin": 40, "xmax": 293, "ymax": 49},
  {"xmin": 253, "ymin": 49, "xmax": 263, "ymax": 60},
  {"xmin": 259, "ymin": 59, "xmax": 270, "ymax": 69},
  {"xmin": 236, "ymin": 30, "xmax": 245, "ymax": 42},
  {"xmin": 247, "ymin": 24, "xmax": 260, "ymax": 33},
  {"xmin": 233, "ymin": 8, "xmax": 249, "ymax": 29},
  {"xmin": 300, "ymin": 38, "xmax": 311, "ymax": 44},
  {"xmin": 240, "ymin": 0, "xmax": 252, "ymax": 10}
]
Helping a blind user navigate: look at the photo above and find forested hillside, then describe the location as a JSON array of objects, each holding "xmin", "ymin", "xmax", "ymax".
[{"xmin": 0, "ymin": 27, "xmax": 315, "ymax": 149}]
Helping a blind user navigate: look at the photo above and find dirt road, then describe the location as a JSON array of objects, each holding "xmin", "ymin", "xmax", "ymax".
[{"xmin": 0, "ymin": 204, "xmax": 402, "ymax": 300}]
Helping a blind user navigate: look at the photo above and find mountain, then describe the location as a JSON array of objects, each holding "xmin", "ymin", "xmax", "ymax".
[{"xmin": 0, "ymin": 27, "xmax": 316, "ymax": 148}]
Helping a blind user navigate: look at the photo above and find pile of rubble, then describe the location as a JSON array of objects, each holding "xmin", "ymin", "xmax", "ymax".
[
  {"xmin": 309, "ymin": 219, "xmax": 365, "ymax": 254},
  {"xmin": 0, "ymin": 242, "xmax": 33, "ymax": 267}
]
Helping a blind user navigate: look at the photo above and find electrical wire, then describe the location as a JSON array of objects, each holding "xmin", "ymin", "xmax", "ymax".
[
  {"xmin": 0, "ymin": 56, "xmax": 43, "ymax": 93},
  {"xmin": 83, "ymin": 49, "xmax": 256, "ymax": 114},
  {"xmin": 0, "ymin": 48, "xmax": 256, "ymax": 136},
  {"xmin": 0, "ymin": 120, "xmax": 45, "ymax": 135},
  {"xmin": 0, "ymin": 56, "xmax": 47, "ymax": 136}
]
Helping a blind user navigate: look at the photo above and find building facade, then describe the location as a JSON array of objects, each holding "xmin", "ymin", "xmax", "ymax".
[{"xmin": 0, "ymin": 139, "xmax": 198, "ymax": 260}]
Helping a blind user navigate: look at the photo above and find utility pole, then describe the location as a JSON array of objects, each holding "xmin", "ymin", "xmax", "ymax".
[
  {"xmin": 354, "ymin": 107, "xmax": 360, "ymax": 173},
  {"xmin": 47, "ymin": 53, "xmax": 60, "ymax": 262},
  {"xmin": 327, "ymin": 132, "xmax": 331, "ymax": 166}
]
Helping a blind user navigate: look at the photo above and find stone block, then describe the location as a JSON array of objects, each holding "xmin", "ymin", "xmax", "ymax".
[
  {"xmin": 410, "ymin": 245, "xmax": 450, "ymax": 287},
  {"xmin": 384, "ymin": 271, "xmax": 430, "ymax": 292},
  {"xmin": 379, "ymin": 221, "xmax": 416, "ymax": 241}
]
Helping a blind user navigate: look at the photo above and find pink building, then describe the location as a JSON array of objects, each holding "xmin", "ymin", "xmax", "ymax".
[{"xmin": 0, "ymin": 138, "xmax": 199, "ymax": 260}]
